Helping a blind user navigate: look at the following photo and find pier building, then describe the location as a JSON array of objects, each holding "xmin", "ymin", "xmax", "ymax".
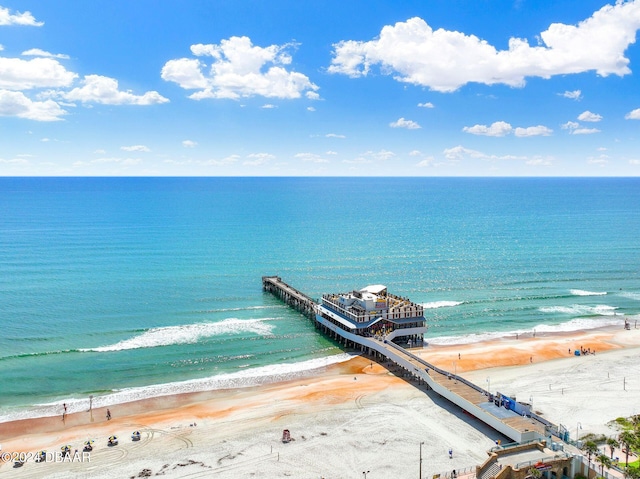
[{"xmin": 317, "ymin": 285, "xmax": 427, "ymax": 345}]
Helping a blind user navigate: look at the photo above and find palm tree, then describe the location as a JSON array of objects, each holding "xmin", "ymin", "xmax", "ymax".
[
  {"xmin": 596, "ymin": 454, "xmax": 612, "ymax": 477},
  {"xmin": 619, "ymin": 431, "xmax": 636, "ymax": 467},
  {"xmin": 583, "ymin": 441, "xmax": 599, "ymax": 473},
  {"xmin": 607, "ymin": 437, "xmax": 620, "ymax": 459},
  {"xmin": 528, "ymin": 467, "xmax": 543, "ymax": 479}
]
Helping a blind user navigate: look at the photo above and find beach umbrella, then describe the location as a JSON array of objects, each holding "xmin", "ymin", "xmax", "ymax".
[
  {"xmin": 61, "ymin": 445, "xmax": 71, "ymax": 452},
  {"xmin": 84, "ymin": 440, "xmax": 94, "ymax": 445}
]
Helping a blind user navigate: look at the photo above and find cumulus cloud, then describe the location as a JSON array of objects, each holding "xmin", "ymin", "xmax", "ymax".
[
  {"xmin": 204, "ymin": 155, "xmax": 240, "ymax": 166},
  {"xmin": 625, "ymin": 108, "xmax": 640, "ymax": 119},
  {"xmin": 329, "ymin": 1, "xmax": 640, "ymax": 91},
  {"xmin": 418, "ymin": 102, "xmax": 434, "ymax": 108},
  {"xmin": 390, "ymin": 117, "xmax": 421, "ymax": 129},
  {"xmin": 0, "ymin": 6, "xmax": 43, "ymax": 26},
  {"xmin": 0, "ymin": 57, "xmax": 77, "ymax": 90},
  {"xmin": 307, "ymin": 106, "xmax": 316, "ymax": 111},
  {"xmin": 63, "ymin": 75, "xmax": 168, "ymax": 105},
  {"xmin": 561, "ymin": 121, "xmax": 600, "ymax": 134},
  {"xmin": 261, "ymin": 103, "xmax": 276, "ymax": 109},
  {"xmin": 345, "ymin": 149, "xmax": 396, "ymax": 164},
  {"xmin": 443, "ymin": 145, "xmax": 527, "ymax": 162},
  {"xmin": 0, "ymin": 89, "xmax": 66, "ymax": 121},
  {"xmin": 22, "ymin": 48, "xmax": 69, "ymax": 60},
  {"xmin": 121, "ymin": 145, "xmax": 150, "ymax": 152},
  {"xmin": 162, "ymin": 36, "xmax": 319, "ymax": 100},
  {"xmin": 325, "ymin": 133, "xmax": 345, "ymax": 138},
  {"xmin": 561, "ymin": 90, "xmax": 582, "ymax": 100},
  {"xmin": 578, "ymin": 110, "xmax": 602, "ymax": 122},
  {"xmin": 463, "ymin": 121, "xmax": 512, "ymax": 136},
  {"xmin": 514, "ymin": 125, "xmax": 553, "ymax": 137},
  {"xmin": 182, "ymin": 140, "xmax": 197, "ymax": 148}
]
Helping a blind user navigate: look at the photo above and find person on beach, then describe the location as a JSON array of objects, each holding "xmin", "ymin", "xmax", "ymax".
[
  {"xmin": 106, "ymin": 409, "xmax": 111, "ymax": 420},
  {"xmin": 449, "ymin": 448, "xmax": 453, "ymax": 459}
]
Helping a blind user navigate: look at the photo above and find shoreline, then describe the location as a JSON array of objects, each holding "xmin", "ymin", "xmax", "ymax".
[{"xmin": 2, "ymin": 324, "xmax": 640, "ymax": 477}]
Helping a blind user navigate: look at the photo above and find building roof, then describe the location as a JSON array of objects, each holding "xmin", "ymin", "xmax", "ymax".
[{"xmin": 360, "ymin": 285, "xmax": 386, "ymax": 295}]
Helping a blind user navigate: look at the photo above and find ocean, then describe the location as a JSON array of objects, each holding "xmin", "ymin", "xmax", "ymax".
[{"xmin": 1, "ymin": 177, "xmax": 639, "ymax": 421}]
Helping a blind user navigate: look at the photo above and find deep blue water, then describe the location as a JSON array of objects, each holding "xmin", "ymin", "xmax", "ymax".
[{"xmin": 1, "ymin": 177, "xmax": 638, "ymax": 419}]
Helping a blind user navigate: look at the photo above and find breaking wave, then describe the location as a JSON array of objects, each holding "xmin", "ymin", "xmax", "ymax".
[
  {"xmin": 80, "ymin": 318, "xmax": 276, "ymax": 352},
  {"xmin": 423, "ymin": 301, "xmax": 463, "ymax": 309},
  {"xmin": 570, "ymin": 289, "xmax": 607, "ymax": 297}
]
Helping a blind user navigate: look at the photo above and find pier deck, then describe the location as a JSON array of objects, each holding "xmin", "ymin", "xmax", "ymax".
[{"xmin": 262, "ymin": 276, "xmax": 554, "ymax": 444}]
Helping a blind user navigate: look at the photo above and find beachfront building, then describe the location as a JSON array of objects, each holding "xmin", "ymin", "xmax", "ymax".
[{"xmin": 316, "ymin": 285, "xmax": 427, "ymax": 345}]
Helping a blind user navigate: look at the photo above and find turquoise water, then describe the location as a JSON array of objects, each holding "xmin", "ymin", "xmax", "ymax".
[{"xmin": 1, "ymin": 177, "xmax": 639, "ymax": 420}]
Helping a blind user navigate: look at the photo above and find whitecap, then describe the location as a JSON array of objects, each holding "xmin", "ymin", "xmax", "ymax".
[
  {"xmin": 422, "ymin": 301, "xmax": 463, "ymax": 309},
  {"xmin": 80, "ymin": 318, "xmax": 275, "ymax": 352},
  {"xmin": 538, "ymin": 304, "xmax": 618, "ymax": 316},
  {"xmin": 570, "ymin": 289, "xmax": 607, "ymax": 296}
]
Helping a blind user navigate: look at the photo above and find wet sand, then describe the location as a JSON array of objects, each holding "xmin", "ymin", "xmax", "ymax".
[{"xmin": 1, "ymin": 324, "xmax": 639, "ymax": 478}]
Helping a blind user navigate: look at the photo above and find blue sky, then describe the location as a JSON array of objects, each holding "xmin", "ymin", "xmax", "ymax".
[{"xmin": 1, "ymin": 0, "xmax": 640, "ymax": 176}]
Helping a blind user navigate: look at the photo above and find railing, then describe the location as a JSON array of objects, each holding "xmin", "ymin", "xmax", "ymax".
[
  {"xmin": 515, "ymin": 453, "xmax": 571, "ymax": 470},
  {"xmin": 433, "ymin": 465, "xmax": 477, "ymax": 479}
]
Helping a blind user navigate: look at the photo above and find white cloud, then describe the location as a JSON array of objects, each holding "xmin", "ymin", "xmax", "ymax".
[
  {"xmin": 573, "ymin": 127, "xmax": 601, "ymax": 134},
  {"xmin": 204, "ymin": 155, "xmax": 240, "ymax": 166},
  {"xmin": 561, "ymin": 121, "xmax": 580, "ymax": 130},
  {"xmin": 463, "ymin": 121, "xmax": 512, "ymax": 136},
  {"xmin": 0, "ymin": 6, "xmax": 43, "ymax": 26},
  {"xmin": 587, "ymin": 156, "xmax": 609, "ymax": 166},
  {"xmin": 326, "ymin": 133, "xmax": 345, "ymax": 138},
  {"xmin": 0, "ymin": 45, "xmax": 4, "ymax": 51},
  {"xmin": 74, "ymin": 157, "xmax": 142, "ymax": 167},
  {"xmin": 578, "ymin": 110, "xmax": 602, "ymax": 122},
  {"xmin": 526, "ymin": 157, "xmax": 553, "ymax": 166},
  {"xmin": 561, "ymin": 120, "xmax": 600, "ymax": 134},
  {"xmin": 444, "ymin": 145, "xmax": 487, "ymax": 161},
  {"xmin": 63, "ymin": 75, "xmax": 169, "ymax": 105},
  {"xmin": 443, "ymin": 145, "xmax": 527, "ymax": 162},
  {"xmin": 295, "ymin": 152, "xmax": 329, "ymax": 163},
  {"xmin": 243, "ymin": 152, "xmax": 274, "ymax": 166},
  {"xmin": 345, "ymin": 149, "xmax": 396, "ymax": 164},
  {"xmin": 514, "ymin": 125, "xmax": 553, "ymax": 137},
  {"xmin": 329, "ymin": 1, "xmax": 640, "ymax": 91},
  {"xmin": 261, "ymin": 103, "xmax": 276, "ymax": 109},
  {"xmin": 22, "ymin": 48, "xmax": 69, "ymax": 60},
  {"xmin": 390, "ymin": 117, "xmax": 421, "ymax": 129},
  {"xmin": 0, "ymin": 89, "xmax": 66, "ymax": 121},
  {"xmin": 94, "ymin": 149, "xmax": 106, "ymax": 154},
  {"xmin": 416, "ymin": 158, "xmax": 435, "ymax": 167},
  {"xmin": 625, "ymin": 108, "xmax": 640, "ymax": 119},
  {"xmin": 307, "ymin": 106, "xmax": 316, "ymax": 111},
  {"xmin": 121, "ymin": 145, "xmax": 150, "ymax": 152},
  {"xmin": 182, "ymin": 140, "xmax": 197, "ymax": 148},
  {"xmin": 629, "ymin": 159, "xmax": 640, "ymax": 165},
  {"xmin": 0, "ymin": 57, "xmax": 77, "ymax": 90},
  {"xmin": 418, "ymin": 102, "xmax": 434, "ymax": 108},
  {"xmin": 561, "ymin": 90, "xmax": 582, "ymax": 100},
  {"xmin": 162, "ymin": 36, "xmax": 319, "ymax": 100}
]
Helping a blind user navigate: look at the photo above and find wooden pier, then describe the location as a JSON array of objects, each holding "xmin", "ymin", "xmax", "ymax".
[{"xmin": 262, "ymin": 276, "xmax": 559, "ymax": 445}]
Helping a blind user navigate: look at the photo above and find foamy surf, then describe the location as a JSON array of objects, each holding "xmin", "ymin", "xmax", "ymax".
[
  {"xmin": 80, "ymin": 318, "xmax": 276, "ymax": 352},
  {"xmin": 570, "ymin": 289, "xmax": 607, "ymax": 296},
  {"xmin": 427, "ymin": 315, "xmax": 629, "ymax": 346},
  {"xmin": 0, "ymin": 353, "xmax": 355, "ymax": 423},
  {"xmin": 423, "ymin": 301, "xmax": 463, "ymax": 309},
  {"xmin": 538, "ymin": 304, "xmax": 618, "ymax": 316}
]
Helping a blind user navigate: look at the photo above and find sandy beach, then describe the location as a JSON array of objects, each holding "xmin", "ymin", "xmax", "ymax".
[{"xmin": 1, "ymin": 324, "xmax": 640, "ymax": 479}]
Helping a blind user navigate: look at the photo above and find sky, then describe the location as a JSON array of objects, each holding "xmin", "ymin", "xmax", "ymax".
[{"xmin": 1, "ymin": 0, "xmax": 640, "ymax": 176}]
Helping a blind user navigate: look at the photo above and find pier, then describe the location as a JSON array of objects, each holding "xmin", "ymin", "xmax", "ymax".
[{"xmin": 262, "ymin": 276, "xmax": 559, "ymax": 445}]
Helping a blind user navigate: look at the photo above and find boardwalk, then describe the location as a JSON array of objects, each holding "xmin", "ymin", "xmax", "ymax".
[{"xmin": 262, "ymin": 276, "xmax": 553, "ymax": 444}]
